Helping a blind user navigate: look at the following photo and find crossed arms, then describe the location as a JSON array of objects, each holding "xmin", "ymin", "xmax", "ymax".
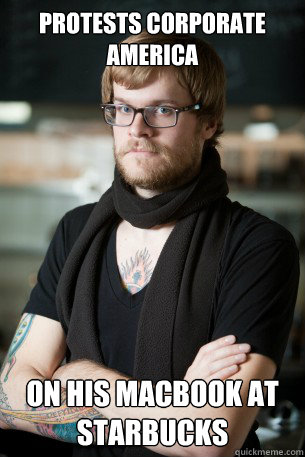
[{"xmin": 0, "ymin": 313, "xmax": 276, "ymax": 457}]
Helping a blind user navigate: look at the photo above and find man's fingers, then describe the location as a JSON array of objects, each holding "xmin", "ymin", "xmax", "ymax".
[
  {"xmin": 196, "ymin": 340, "xmax": 250, "ymax": 365},
  {"xmin": 208, "ymin": 353, "xmax": 248, "ymax": 375},
  {"xmin": 185, "ymin": 336, "xmax": 251, "ymax": 384},
  {"xmin": 196, "ymin": 335, "xmax": 236, "ymax": 361},
  {"xmin": 205, "ymin": 364, "xmax": 239, "ymax": 383},
  {"xmin": 210, "ymin": 343, "xmax": 251, "ymax": 363},
  {"xmin": 202, "ymin": 343, "xmax": 251, "ymax": 366}
]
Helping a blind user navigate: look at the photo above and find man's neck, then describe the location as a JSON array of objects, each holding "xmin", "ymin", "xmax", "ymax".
[
  {"xmin": 133, "ymin": 186, "xmax": 161, "ymax": 199},
  {"xmin": 118, "ymin": 217, "xmax": 176, "ymax": 242}
]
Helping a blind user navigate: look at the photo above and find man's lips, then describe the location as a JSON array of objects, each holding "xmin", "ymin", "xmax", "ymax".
[{"xmin": 127, "ymin": 149, "xmax": 157, "ymax": 154}]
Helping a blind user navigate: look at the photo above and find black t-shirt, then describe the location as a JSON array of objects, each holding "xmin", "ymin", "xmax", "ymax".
[{"xmin": 22, "ymin": 200, "xmax": 299, "ymax": 456}]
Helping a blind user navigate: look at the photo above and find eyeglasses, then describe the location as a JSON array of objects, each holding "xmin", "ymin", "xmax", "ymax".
[{"xmin": 100, "ymin": 102, "xmax": 202, "ymax": 128}]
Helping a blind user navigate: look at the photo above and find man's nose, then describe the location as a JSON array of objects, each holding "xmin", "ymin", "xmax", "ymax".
[{"xmin": 129, "ymin": 112, "xmax": 153, "ymax": 138}]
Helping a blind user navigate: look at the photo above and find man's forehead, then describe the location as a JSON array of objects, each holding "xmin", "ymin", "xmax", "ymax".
[{"xmin": 112, "ymin": 68, "xmax": 192, "ymax": 105}]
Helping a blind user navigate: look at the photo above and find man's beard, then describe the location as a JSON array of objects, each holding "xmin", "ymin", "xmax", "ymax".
[{"xmin": 114, "ymin": 136, "xmax": 203, "ymax": 193}]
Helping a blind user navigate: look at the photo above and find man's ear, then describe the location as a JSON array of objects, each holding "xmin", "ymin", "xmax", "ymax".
[{"xmin": 200, "ymin": 119, "xmax": 218, "ymax": 140}]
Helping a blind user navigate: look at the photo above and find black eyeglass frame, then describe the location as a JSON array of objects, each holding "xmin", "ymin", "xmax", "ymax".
[{"xmin": 100, "ymin": 102, "xmax": 202, "ymax": 128}]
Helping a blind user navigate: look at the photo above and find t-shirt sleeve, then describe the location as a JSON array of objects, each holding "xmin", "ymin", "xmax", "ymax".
[
  {"xmin": 212, "ymin": 229, "xmax": 300, "ymax": 375},
  {"xmin": 22, "ymin": 216, "xmax": 67, "ymax": 322}
]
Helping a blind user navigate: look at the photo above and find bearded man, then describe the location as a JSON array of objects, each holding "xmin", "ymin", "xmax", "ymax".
[{"xmin": 0, "ymin": 31, "xmax": 299, "ymax": 457}]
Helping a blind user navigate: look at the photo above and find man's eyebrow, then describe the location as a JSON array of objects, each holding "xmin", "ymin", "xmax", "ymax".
[{"xmin": 112, "ymin": 97, "xmax": 180, "ymax": 106}]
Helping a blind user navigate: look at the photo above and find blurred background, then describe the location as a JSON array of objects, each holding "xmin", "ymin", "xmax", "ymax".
[{"xmin": 0, "ymin": 0, "xmax": 305, "ymax": 453}]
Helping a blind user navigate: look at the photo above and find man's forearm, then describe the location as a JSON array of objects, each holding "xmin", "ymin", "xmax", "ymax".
[{"xmin": 0, "ymin": 366, "xmax": 104, "ymax": 444}]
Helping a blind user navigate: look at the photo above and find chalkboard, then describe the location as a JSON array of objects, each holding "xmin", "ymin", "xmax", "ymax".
[{"xmin": 1, "ymin": 0, "xmax": 304, "ymax": 105}]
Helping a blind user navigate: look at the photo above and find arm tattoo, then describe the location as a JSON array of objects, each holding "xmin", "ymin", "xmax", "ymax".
[
  {"xmin": 0, "ymin": 313, "xmax": 35, "ymax": 428},
  {"xmin": 119, "ymin": 247, "xmax": 153, "ymax": 294},
  {"xmin": 0, "ymin": 380, "xmax": 16, "ymax": 428},
  {"xmin": 1, "ymin": 313, "xmax": 35, "ymax": 382},
  {"xmin": 0, "ymin": 387, "xmax": 105, "ymax": 443},
  {"xmin": 0, "ymin": 314, "xmax": 106, "ymax": 442}
]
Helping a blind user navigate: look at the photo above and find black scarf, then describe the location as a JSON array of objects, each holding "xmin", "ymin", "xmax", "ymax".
[{"xmin": 56, "ymin": 146, "xmax": 232, "ymax": 457}]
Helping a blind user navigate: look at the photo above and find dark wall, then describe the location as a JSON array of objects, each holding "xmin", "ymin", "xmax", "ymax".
[{"xmin": 1, "ymin": 0, "xmax": 304, "ymax": 105}]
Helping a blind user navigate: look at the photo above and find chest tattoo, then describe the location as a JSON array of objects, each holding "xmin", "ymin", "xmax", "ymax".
[{"xmin": 119, "ymin": 247, "xmax": 153, "ymax": 294}]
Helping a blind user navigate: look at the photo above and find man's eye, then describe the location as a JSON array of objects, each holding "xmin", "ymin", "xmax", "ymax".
[
  {"xmin": 156, "ymin": 106, "xmax": 172, "ymax": 115},
  {"xmin": 118, "ymin": 105, "xmax": 132, "ymax": 114}
]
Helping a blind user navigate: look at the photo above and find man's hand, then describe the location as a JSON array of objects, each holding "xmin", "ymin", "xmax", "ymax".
[{"xmin": 184, "ymin": 335, "xmax": 251, "ymax": 383}]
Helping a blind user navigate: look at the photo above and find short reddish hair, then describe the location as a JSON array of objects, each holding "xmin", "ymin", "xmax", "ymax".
[{"xmin": 101, "ymin": 30, "xmax": 226, "ymax": 149}]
